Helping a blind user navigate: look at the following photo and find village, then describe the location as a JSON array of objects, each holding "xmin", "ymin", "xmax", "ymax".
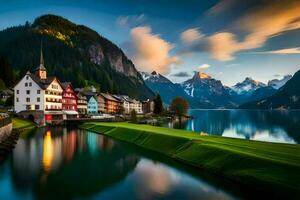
[{"xmin": 12, "ymin": 47, "xmax": 155, "ymax": 126}]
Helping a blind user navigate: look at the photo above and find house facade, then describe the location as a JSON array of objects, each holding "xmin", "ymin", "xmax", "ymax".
[
  {"xmin": 87, "ymin": 96, "xmax": 98, "ymax": 114},
  {"xmin": 131, "ymin": 99, "xmax": 143, "ymax": 114},
  {"xmin": 44, "ymin": 77, "xmax": 63, "ymax": 123},
  {"xmin": 142, "ymin": 99, "xmax": 155, "ymax": 114},
  {"xmin": 96, "ymin": 94, "xmax": 106, "ymax": 114},
  {"xmin": 77, "ymin": 92, "xmax": 87, "ymax": 117},
  {"xmin": 61, "ymin": 82, "xmax": 78, "ymax": 119},
  {"xmin": 100, "ymin": 93, "xmax": 121, "ymax": 114}
]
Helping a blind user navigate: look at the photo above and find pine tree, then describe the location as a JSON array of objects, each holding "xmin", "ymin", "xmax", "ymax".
[{"xmin": 154, "ymin": 94, "xmax": 163, "ymax": 114}]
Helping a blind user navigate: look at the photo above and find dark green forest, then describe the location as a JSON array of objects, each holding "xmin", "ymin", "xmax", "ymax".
[{"xmin": 0, "ymin": 15, "xmax": 154, "ymax": 99}]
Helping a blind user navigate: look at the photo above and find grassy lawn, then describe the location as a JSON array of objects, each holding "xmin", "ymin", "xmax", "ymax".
[
  {"xmin": 81, "ymin": 122, "xmax": 300, "ymax": 195},
  {"xmin": 12, "ymin": 117, "xmax": 35, "ymax": 130}
]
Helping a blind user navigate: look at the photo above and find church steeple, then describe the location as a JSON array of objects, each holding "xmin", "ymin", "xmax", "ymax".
[{"xmin": 36, "ymin": 42, "xmax": 47, "ymax": 79}]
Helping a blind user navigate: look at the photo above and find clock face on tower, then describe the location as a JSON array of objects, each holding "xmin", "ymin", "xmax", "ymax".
[{"xmin": 40, "ymin": 70, "xmax": 47, "ymax": 79}]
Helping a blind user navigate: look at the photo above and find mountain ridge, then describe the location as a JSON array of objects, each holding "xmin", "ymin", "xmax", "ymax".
[
  {"xmin": 0, "ymin": 14, "xmax": 154, "ymax": 99},
  {"xmin": 140, "ymin": 70, "xmax": 293, "ymax": 108}
]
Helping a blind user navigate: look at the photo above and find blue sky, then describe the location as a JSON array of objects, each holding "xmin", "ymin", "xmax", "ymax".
[{"xmin": 1, "ymin": 0, "xmax": 300, "ymax": 86}]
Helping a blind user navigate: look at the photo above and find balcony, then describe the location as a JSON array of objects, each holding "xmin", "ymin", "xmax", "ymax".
[{"xmin": 46, "ymin": 98, "xmax": 62, "ymax": 103}]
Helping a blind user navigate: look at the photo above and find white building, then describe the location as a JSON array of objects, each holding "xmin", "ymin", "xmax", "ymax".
[
  {"xmin": 114, "ymin": 95, "xmax": 143, "ymax": 114},
  {"xmin": 14, "ymin": 46, "xmax": 63, "ymax": 124},
  {"xmin": 131, "ymin": 99, "xmax": 143, "ymax": 114}
]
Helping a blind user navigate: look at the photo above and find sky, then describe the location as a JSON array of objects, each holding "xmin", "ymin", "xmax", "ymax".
[{"xmin": 1, "ymin": 0, "xmax": 300, "ymax": 86}]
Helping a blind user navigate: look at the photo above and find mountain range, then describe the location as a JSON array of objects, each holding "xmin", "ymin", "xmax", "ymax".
[
  {"xmin": 240, "ymin": 71, "xmax": 300, "ymax": 109},
  {"xmin": 0, "ymin": 15, "xmax": 154, "ymax": 99},
  {"xmin": 141, "ymin": 70, "xmax": 294, "ymax": 109}
]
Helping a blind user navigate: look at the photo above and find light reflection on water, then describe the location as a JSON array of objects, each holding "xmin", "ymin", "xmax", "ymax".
[
  {"xmin": 165, "ymin": 110, "xmax": 300, "ymax": 144},
  {"xmin": 0, "ymin": 127, "xmax": 237, "ymax": 200}
]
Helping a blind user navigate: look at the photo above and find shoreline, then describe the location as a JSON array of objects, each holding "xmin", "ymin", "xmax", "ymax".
[{"xmin": 80, "ymin": 122, "xmax": 300, "ymax": 197}]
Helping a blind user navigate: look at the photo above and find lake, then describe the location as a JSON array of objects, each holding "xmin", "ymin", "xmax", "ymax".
[
  {"xmin": 0, "ymin": 127, "xmax": 242, "ymax": 200},
  {"xmin": 164, "ymin": 109, "xmax": 300, "ymax": 144}
]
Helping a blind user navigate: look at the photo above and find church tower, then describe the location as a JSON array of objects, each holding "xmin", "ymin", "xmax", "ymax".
[{"xmin": 36, "ymin": 43, "xmax": 47, "ymax": 80}]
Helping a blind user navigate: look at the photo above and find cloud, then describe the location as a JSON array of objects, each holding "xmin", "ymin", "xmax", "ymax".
[
  {"xmin": 254, "ymin": 47, "xmax": 300, "ymax": 55},
  {"xmin": 116, "ymin": 14, "xmax": 145, "ymax": 27},
  {"xmin": 180, "ymin": 28, "xmax": 204, "ymax": 45},
  {"xmin": 208, "ymin": 0, "xmax": 300, "ymax": 61},
  {"xmin": 182, "ymin": 0, "xmax": 300, "ymax": 61},
  {"xmin": 198, "ymin": 64, "xmax": 210, "ymax": 69},
  {"xmin": 171, "ymin": 72, "xmax": 190, "ymax": 77},
  {"xmin": 130, "ymin": 26, "xmax": 180, "ymax": 74}
]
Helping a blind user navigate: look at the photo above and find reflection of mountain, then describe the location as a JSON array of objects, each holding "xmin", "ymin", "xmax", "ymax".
[
  {"xmin": 7, "ymin": 128, "xmax": 139, "ymax": 199},
  {"xmin": 186, "ymin": 110, "xmax": 300, "ymax": 143}
]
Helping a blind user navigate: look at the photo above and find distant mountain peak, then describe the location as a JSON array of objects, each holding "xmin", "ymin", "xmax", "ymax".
[
  {"xmin": 232, "ymin": 77, "xmax": 266, "ymax": 94},
  {"xmin": 268, "ymin": 75, "xmax": 292, "ymax": 89},
  {"xmin": 193, "ymin": 72, "xmax": 211, "ymax": 80},
  {"xmin": 140, "ymin": 71, "xmax": 172, "ymax": 84},
  {"xmin": 151, "ymin": 71, "xmax": 158, "ymax": 75}
]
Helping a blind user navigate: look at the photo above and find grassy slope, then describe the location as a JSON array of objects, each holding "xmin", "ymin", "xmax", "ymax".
[
  {"xmin": 81, "ymin": 122, "xmax": 300, "ymax": 194},
  {"xmin": 12, "ymin": 117, "xmax": 35, "ymax": 130}
]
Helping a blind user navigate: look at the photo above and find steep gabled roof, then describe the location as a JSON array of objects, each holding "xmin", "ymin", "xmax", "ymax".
[
  {"xmin": 27, "ymin": 72, "xmax": 62, "ymax": 90},
  {"xmin": 99, "ymin": 93, "xmax": 121, "ymax": 102}
]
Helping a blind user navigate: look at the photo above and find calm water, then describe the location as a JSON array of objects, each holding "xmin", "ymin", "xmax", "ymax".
[
  {"xmin": 0, "ymin": 127, "xmax": 239, "ymax": 200},
  {"xmin": 165, "ymin": 109, "xmax": 300, "ymax": 144}
]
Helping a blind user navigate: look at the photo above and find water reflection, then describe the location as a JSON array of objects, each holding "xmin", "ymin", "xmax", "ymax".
[
  {"xmin": 0, "ymin": 127, "xmax": 236, "ymax": 200},
  {"xmin": 165, "ymin": 110, "xmax": 300, "ymax": 144}
]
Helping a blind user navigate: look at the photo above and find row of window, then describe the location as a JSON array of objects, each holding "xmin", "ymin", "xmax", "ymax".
[
  {"xmin": 63, "ymin": 106, "xmax": 76, "ymax": 110},
  {"xmin": 63, "ymin": 93, "xmax": 75, "ymax": 98},
  {"xmin": 16, "ymin": 97, "xmax": 41, "ymax": 103},
  {"xmin": 26, "ymin": 105, "xmax": 40, "ymax": 110},
  {"xmin": 45, "ymin": 91, "xmax": 62, "ymax": 95},
  {"xmin": 46, "ymin": 98, "xmax": 61, "ymax": 103},
  {"xmin": 62, "ymin": 99, "xmax": 76, "ymax": 104},
  {"xmin": 16, "ymin": 90, "xmax": 40, "ymax": 95},
  {"xmin": 45, "ymin": 105, "xmax": 62, "ymax": 110},
  {"xmin": 24, "ymin": 82, "xmax": 32, "ymax": 87}
]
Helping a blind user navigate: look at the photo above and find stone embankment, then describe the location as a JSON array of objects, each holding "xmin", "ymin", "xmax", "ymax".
[{"xmin": 0, "ymin": 114, "xmax": 18, "ymax": 162}]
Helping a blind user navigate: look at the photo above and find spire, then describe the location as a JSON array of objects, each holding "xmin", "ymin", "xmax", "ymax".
[
  {"xmin": 36, "ymin": 41, "xmax": 47, "ymax": 79},
  {"xmin": 39, "ymin": 41, "xmax": 45, "ymax": 70}
]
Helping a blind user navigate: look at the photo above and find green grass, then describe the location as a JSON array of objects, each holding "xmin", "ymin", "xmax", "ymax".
[
  {"xmin": 81, "ymin": 122, "xmax": 300, "ymax": 194},
  {"xmin": 12, "ymin": 117, "xmax": 35, "ymax": 130}
]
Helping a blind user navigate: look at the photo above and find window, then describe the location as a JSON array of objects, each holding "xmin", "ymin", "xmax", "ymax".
[
  {"xmin": 16, "ymin": 90, "xmax": 19, "ymax": 94},
  {"xmin": 26, "ymin": 76, "xmax": 29, "ymax": 80},
  {"xmin": 37, "ymin": 97, "xmax": 40, "ymax": 102},
  {"xmin": 35, "ymin": 105, "xmax": 40, "ymax": 110},
  {"xmin": 26, "ymin": 98, "xmax": 30, "ymax": 102},
  {"xmin": 16, "ymin": 98, "xmax": 19, "ymax": 102},
  {"xmin": 29, "ymin": 82, "xmax": 32, "ymax": 87},
  {"xmin": 25, "ymin": 83, "xmax": 28, "ymax": 87},
  {"xmin": 26, "ymin": 105, "xmax": 31, "ymax": 110},
  {"xmin": 37, "ymin": 90, "xmax": 40, "ymax": 94},
  {"xmin": 26, "ymin": 90, "xmax": 30, "ymax": 95}
]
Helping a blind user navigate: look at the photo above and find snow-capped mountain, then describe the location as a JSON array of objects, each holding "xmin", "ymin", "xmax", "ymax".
[
  {"xmin": 140, "ymin": 70, "xmax": 292, "ymax": 109},
  {"xmin": 140, "ymin": 71, "xmax": 172, "ymax": 84},
  {"xmin": 231, "ymin": 77, "xmax": 266, "ymax": 95},
  {"xmin": 181, "ymin": 72, "xmax": 235, "ymax": 108},
  {"xmin": 140, "ymin": 71, "xmax": 189, "ymax": 105},
  {"xmin": 268, "ymin": 75, "xmax": 292, "ymax": 89}
]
